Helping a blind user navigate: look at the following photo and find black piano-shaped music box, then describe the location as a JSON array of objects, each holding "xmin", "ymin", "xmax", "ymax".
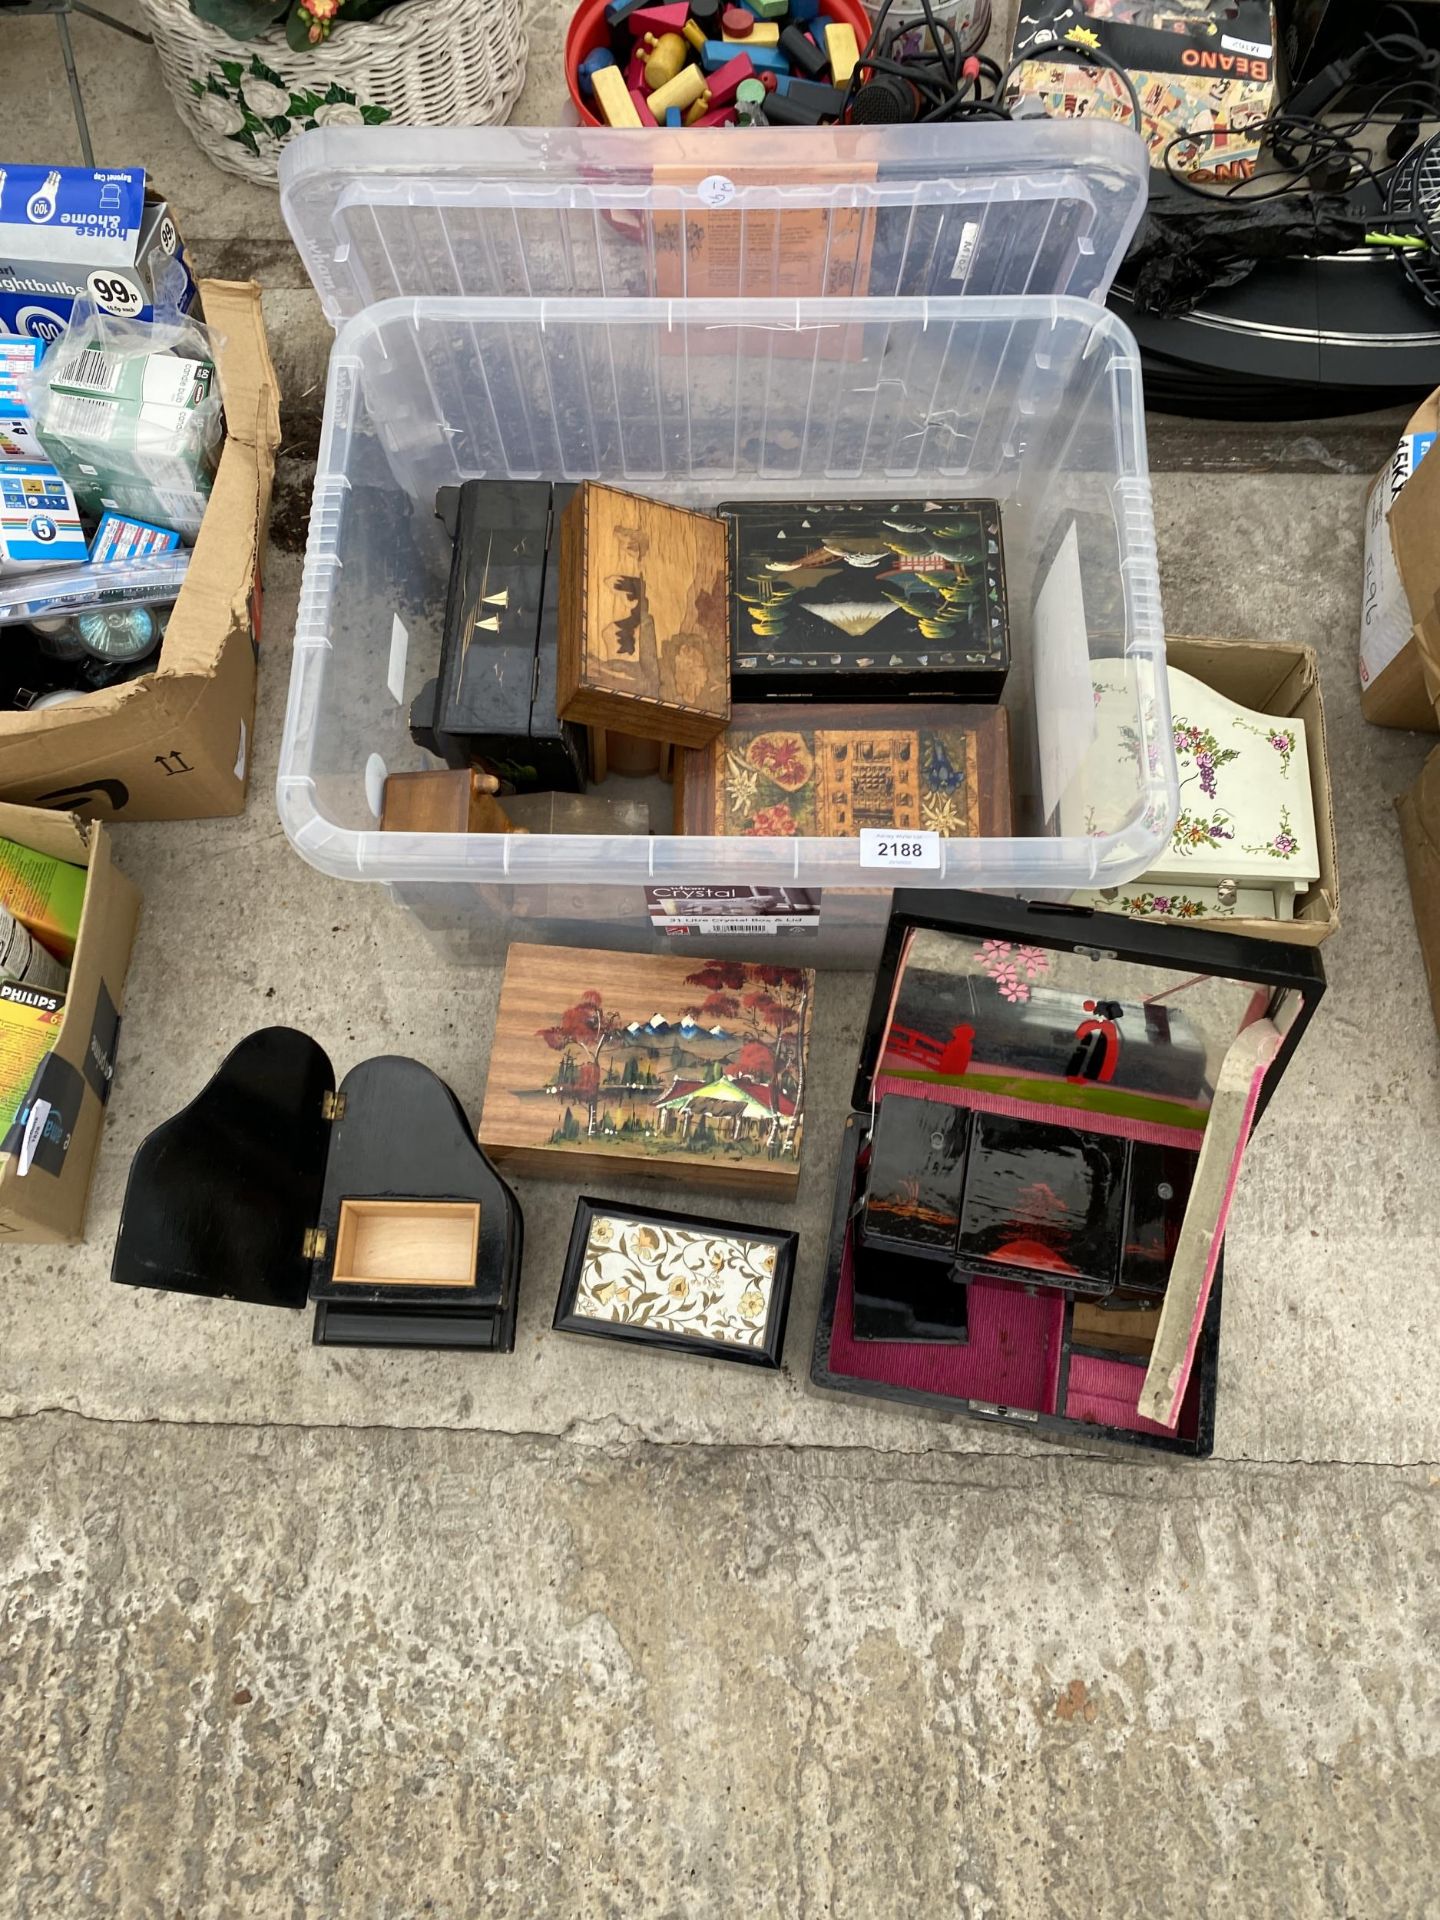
[
  {"xmin": 409, "ymin": 479, "xmax": 587, "ymax": 793},
  {"xmin": 812, "ymin": 892, "xmax": 1325, "ymax": 1457},
  {"xmin": 110, "ymin": 1028, "xmax": 523, "ymax": 1351}
]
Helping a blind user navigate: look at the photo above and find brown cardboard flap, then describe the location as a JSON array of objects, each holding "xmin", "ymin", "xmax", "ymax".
[
  {"xmin": 0, "ymin": 801, "xmax": 89, "ymax": 867},
  {"xmin": 0, "ymin": 814, "xmax": 140, "ymax": 1243},
  {"xmin": 1396, "ymin": 746, "xmax": 1440, "ymax": 1037},
  {"xmin": 1389, "ymin": 390, "xmax": 1440, "ymax": 626},
  {"xmin": 201, "ymin": 277, "xmax": 283, "ymax": 458}
]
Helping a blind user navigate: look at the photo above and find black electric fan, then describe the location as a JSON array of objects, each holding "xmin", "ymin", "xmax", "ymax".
[{"xmin": 1387, "ymin": 130, "xmax": 1440, "ymax": 309}]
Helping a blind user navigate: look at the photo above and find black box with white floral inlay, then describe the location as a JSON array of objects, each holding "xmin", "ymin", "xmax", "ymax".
[{"xmin": 554, "ymin": 1197, "xmax": 797, "ymax": 1369}]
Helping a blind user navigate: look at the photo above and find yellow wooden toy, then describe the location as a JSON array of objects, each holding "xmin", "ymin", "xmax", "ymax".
[
  {"xmin": 824, "ymin": 19, "xmax": 859, "ymax": 82},
  {"xmin": 643, "ymin": 30, "xmax": 688, "ymax": 87},
  {"xmin": 647, "ymin": 61, "xmax": 709, "ymax": 115},
  {"xmin": 592, "ymin": 63, "xmax": 644, "ymax": 125}
]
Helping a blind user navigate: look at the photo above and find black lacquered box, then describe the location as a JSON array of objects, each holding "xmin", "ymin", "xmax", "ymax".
[
  {"xmin": 111, "ymin": 1027, "xmax": 523, "ymax": 1351},
  {"xmin": 812, "ymin": 891, "xmax": 1325, "ymax": 1457}
]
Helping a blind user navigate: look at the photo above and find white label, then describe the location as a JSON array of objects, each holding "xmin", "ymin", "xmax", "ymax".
[
  {"xmin": 1033, "ymin": 522, "xmax": 1097, "ymax": 822},
  {"xmin": 365, "ymin": 753, "xmax": 388, "ymax": 820},
  {"xmin": 951, "ymin": 221, "xmax": 980, "ymax": 281},
  {"xmin": 1359, "ymin": 471, "xmax": 1410, "ymax": 687},
  {"xmin": 696, "ymin": 175, "xmax": 736, "ymax": 210},
  {"xmin": 86, "ymin": 270, "xmax": 144, "ymax": 318},
  {"xmin": 1221, "ymin": 34, "xmax": 1271, "ymax": 57},
  {"xmin": 55, "ymin": 347, "xmax": 124, "ymax": 393},
  {"xmin": 234, "ymin": 718, "xmax": 248, "ymax": 782},
  {"xmin": 158, "ymin": 216, "xmax": 178, "ymax": 256},
  {"xmin": 17, "ymin": 1099, "xmax": 50, "ymax": 1177},
  {"xmin": 644, "ymin": 885, "xmax": 820, "ymax": 936},
  {"xmin": 859, "ymin": 828, "xmax": 941, "ymax": 871},
  {"xmin": 387, "ymin": 612, "xmax": 408, "ymax": 704}
]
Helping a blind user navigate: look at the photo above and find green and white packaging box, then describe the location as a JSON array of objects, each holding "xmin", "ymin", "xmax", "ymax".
[{"xmin": 37, "ymin": 344, "xmax": 218, "ymax": 537}]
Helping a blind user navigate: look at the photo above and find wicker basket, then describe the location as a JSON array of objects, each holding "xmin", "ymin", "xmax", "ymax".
[{"xmin": 143, "ymin": 0, "xmax": 528, "ymax": 184}]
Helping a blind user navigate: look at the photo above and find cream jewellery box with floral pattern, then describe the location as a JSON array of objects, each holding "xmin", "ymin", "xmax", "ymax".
[
  {"xmin": 554, "ymin": 1198, "xmax": 797, "ymax": 1369},
  {"xmin": 1062, "ymin": 645, "xmax": 1331, "ymax": 936}
]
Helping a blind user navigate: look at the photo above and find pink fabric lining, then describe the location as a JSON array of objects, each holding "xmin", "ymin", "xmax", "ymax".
[
  {"xmin": 1064, "ymin": 1352, "xmax": 1194, "ymax": 1439},
  {"xmin": 872, "ymin": 1074, "xmax": 1204, "ymax": 1152},
  {"xmin": 829, "ymin": 1231, "xmax": 1065, "ymax": 1413}
]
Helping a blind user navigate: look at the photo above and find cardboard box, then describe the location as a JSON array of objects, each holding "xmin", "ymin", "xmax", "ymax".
[
  {"xmin": 0, "ymin": 801, "xmax": 140, "ymax": 1243},
  {"xmin": 1150, "ymin": 637, "xmax": 1339, "ymax": 947},
  {"xmin": 0, "ymin": 334, "xmax": 44, "ymax": 461},
  {"xmin": 0, "ymin": 280, "xmax": 280, "ymax": 820},
  {"xmin": 1359, "ymin": 389, "xmax": 1440, "ymax": 732},
  {"xmin": 1397, "ymin": 747, "xmax": 1440, "ymax": 1039},
  {"xmin": 0, "ymin": 166, "xmax": 195, "ymax": 342}
]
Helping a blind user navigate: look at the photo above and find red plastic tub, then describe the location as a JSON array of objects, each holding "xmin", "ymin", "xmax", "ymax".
[{"xmin": 565, "ymin": 0, "xmax": 873, "ymax": 125}]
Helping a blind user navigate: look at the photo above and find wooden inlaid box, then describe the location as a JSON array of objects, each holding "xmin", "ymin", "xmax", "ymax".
[
  {"xmin": 675, "ymin": 702, "xmax": 1011, "ymax": 840},
  {"xmin": 557, "ymin": 482, "xmax": 730, "ymax": 749},
  {"xmin": 480, "ymin": 942, "xmax": 813, "ymax": 1197}
]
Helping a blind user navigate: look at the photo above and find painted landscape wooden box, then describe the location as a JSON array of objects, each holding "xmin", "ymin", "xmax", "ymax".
[
  {"xmin": 480, "ymin": 943, "xmax": 814, "ymax": 1197},
  {"xmin": 674, "ymin": 702, "xmax": 1011, "ymax": 840},
  {"xmin": 811, "ymin": 893, "xmax": 1325, "ymax": 1457}
]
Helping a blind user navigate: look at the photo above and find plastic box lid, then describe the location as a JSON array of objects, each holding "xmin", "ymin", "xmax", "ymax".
[{"xmin": 279, "ymin": 122, "xmax": 1150, "ymax": 324}]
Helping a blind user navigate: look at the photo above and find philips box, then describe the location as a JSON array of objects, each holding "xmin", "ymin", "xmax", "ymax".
[
  {"xmin": 0, "ymin": 462, "xmax": 86, "ymax": 573},
  {"xmin": 0, "ymin": 167, "xmax": 194, "ymax": 345},
  {"xmin": 0, "ymin": 334, "xmax": 44, "ymax": 462}
]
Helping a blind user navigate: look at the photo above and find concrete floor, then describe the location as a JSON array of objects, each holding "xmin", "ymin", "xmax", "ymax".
[{"xmin": 4, "ymin": 6, "xmax": 1440, "ymax": 1916}]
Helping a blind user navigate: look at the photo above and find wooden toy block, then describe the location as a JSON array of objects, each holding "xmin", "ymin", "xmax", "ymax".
[
  {"xmin": 627, "ymin": 0, "xmax": 690, "ymax": 30},
  {"xmin": 578, "ymin": 45, "xmax": 616, "ymax": 95},
  {"xmin": 780, "ymin": 22, "xmax": 829, "ymax": 75},
  {"xmin": 746, "ymin": 0, "xmax": 788, "ymax": 16},
  {"xmin": 646, "ymin": 61, "xmax": 709, "ymax": 113},
  {"xmin": 666, "ymin": 104, "xmax": 683, "ymax": 124},
  {"xmin": 642, "ymin": 29, "xmax": 689, "ymax": 86},
  {"xmin": 593, "ymin": 63, "xmax": 644, "ymax": 124},
  {"xmin": 685, "ymin": 94, "xmax": 722, "ymax": 120},
  {"xmin": 704, "ymin": 50, "xmax": 754, "ymax": 101},
  {"xmin": 824, "ymin": 19, "xmax": 859, "ymax": 81},
  {"xmin": 723, "ymin": 17, "xmax": 779, "ymax": 40},
  {"xmin": 630, "ymin": 86, "xmax": 659, "ymax": 123},
  {"xmin": 682, "ymin": 19, "xmax": 707, "ymax": 48}
]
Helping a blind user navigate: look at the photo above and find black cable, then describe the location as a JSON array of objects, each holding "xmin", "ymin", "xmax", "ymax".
[{"xmin": 1161, "ymin": 68, "xmax": 1440, "ymax": 206}]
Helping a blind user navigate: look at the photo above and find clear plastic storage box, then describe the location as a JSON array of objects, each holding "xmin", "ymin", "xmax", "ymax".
[{"xmin": 277, "ymin": 123, "xmax": 1174, "ymax": 965}]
